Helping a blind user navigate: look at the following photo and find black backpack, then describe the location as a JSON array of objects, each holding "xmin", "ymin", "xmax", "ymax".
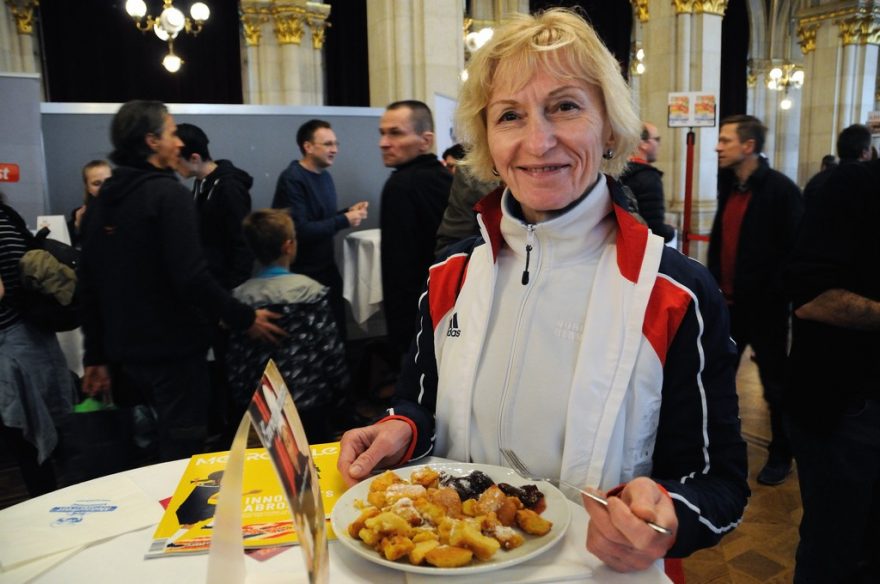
[
  {"xmin": 19, "ymin": 226, "xmax": 82, "ymax": 332},
  {"xmin": 2, "ymin": 204, "xmax": 81, "ymax": 332}
]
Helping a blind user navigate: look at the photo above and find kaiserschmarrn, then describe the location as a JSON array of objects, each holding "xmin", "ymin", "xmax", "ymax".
[{"xmin": 347, "ymin": 467, "xmax": 553, "ymax": 568}]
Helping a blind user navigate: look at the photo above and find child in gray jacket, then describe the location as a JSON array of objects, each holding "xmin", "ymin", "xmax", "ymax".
[{"xmin": 226, "ymin": 209, "xmax": 348, "ymax": 443}]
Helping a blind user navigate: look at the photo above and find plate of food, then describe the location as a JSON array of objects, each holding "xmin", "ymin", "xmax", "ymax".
[{"xmin": 329, "ymin": 461, "xmax": 572, "ymax": 575}]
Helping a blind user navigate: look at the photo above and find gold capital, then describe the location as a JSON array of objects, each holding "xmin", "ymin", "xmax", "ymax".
[
  {"xmin": 695, "ymin": 0, "xmax": 727, "ymax": 16},
  {"xmin": 307, "ymin": 17, "xmax": 330, "ymax": 49},
  {"xmin": 273, "ymin": 4, "xmax": 306, "ymax": 45},
  {"xmin": 796, "ymin": 21, "xmax": 820, "ymax": 54},
  {"xmin": 305, "ymin": 4, "xmax": 331, "ymax": 50},
  {"xmin": 240, "ymin": 4, "xmax": 269, "ymax": 47},
  {"xmin": 837, "ymin": 14, "xmax": 880, "ymax": 46},
  {"xmin": 673, "ymin": 0, "xmax": 696, "ymax": 14},
  {"xmin": 5, "ymin": 0, "xmax": 39, "ymax": 35},
  {"xmin": 631, "ymin": 0, "xmax": 649, "ymax": 22}
]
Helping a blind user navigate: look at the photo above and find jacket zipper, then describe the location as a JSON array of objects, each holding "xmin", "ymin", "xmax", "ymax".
[
  {"xmin": 498, "ymin": 223, "xmax": 539, "ymax": 461},
  {"xmin": 521, "ymin": 224, "xmax": 536, "ymax": 285}
]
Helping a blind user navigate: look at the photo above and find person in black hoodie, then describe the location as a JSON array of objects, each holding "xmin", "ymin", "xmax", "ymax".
[
  {"xmin": 175, "ymin": 123, "xmax": 254, "ymax": 289},
  {"xmin": 174, "ymin": 122, "xmax": 256, "ymax": 446},
  {"xmin": 79, "ymin": 101, "xmax": 284, "ymax": 462}
]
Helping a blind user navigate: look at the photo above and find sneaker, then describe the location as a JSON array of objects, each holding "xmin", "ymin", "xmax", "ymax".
[{"xmin": 757, "ymin": 460, "xmax": 792, "ymax": 486}]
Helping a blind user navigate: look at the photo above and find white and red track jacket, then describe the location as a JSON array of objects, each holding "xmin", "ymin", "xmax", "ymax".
[{"xmin": 386, "ymin": 176, "xmax": 749, "ymax": 557}]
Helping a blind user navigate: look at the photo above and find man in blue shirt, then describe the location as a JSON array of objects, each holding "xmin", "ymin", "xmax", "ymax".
[{"xmin": 272, "ymin": 119, "xmax": 368, "ymax": 339}]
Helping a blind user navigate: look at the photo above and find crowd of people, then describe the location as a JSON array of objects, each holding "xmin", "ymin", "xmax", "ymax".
[{"xmin": 0, "ymin": 7, "xmax": 876, "ymax": 581}]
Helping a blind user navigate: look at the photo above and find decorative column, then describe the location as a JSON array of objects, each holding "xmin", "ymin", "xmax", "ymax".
[
  {"xmin": 796, "ymin": 2, "xmax": 880, "ymax": 183},
  {"xmin": 641, "ymin": 0, "xmax": 725, "ymax": 260},
  {"xmin": 0, "ymin": 0, "xmax": 41, "ymax": 74},
  {"xmin": 240, "ymin": 2, "xmax": 267, "ymax": 104},
  {"xmin": 239, "ymin": 0, "xmax": 330, "ymax": 105},
  {"xmin": 366, "ymin": 0, "xmax": 463, "ymax": 111},
  {"xmin": 837, "ymin": 10, "xmax": 880, "ymax": 127},
  {"xmin": 627, "ymin": 1, "xmax": 649, "ymax": 104},
  {"xmin": 273, "ymin": 2, "xmax": 305, "ymax": 104}
]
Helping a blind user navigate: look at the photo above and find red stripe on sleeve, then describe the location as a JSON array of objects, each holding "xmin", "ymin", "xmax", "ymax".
[
  {"xmin": 613, "ymin": 203, "xmax": 649, "ymax": 284},
  {"xmin": 642, "ymin": 277, "xmax": 692, "ymax": 365},
  {"xmin": 428, "ymin": 256, "xmax": 469, "ymax": 330}
]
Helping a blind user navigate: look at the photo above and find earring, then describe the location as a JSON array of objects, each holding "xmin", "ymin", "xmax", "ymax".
[
  {"xmin": 602, "ymin": 149, "xmax": 615, "ymax": 160},
  {"xmin": 492, "ymin": 167, "xmax": 500, "ymax": 176}
]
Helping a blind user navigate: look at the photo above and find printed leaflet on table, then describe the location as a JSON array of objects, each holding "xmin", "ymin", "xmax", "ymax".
[{"xmin": 145, "ymin": 443, "xmax": 344, "ymax": 558}]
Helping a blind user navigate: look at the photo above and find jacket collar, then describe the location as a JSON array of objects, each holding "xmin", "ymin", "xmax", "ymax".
[
  {"xmin": 392, "ymin": 153, "xmax": 441, "ymax": 172},
  {"xmin": 475, "ymin": 175, "xmax": 651, "ymax": 283}
]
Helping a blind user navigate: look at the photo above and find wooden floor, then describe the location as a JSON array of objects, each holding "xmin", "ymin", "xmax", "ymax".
[
  {"xmin": 682, "ymin": 351, "xmax": 801, "ymax": 583},
  {"xmin": 1, "ymin": 350, "xmax": 801, "ymax": 582}
]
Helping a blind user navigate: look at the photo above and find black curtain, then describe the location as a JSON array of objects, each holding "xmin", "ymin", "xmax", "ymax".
[
  {"xmin": 324, "ymin": 0, "xmax": 369, "ymax": 107},
  {"xmin": 720, "ymin": 0, "xmax": 749, "ymax": 120},
  {"xmin": 40, "ymin": 0, "xmax": 243, "ymax": 103},
  {"xmin": 529, "ymin": 0, "xmax": 633, "ymax": 77}
]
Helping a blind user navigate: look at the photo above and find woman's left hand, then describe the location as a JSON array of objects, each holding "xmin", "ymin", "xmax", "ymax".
[{"xmin": 582, "ymin": 477, "xmax": 678, "ymax": 572}]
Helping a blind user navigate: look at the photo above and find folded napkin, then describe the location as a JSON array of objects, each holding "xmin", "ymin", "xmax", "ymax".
[
  {"xmin": 405, "ymin": 501, "xmax": 669, "ymax": 584},
  {"xmin": 0, "ymin": 475, "xmax": 164, "ymax": 571}
]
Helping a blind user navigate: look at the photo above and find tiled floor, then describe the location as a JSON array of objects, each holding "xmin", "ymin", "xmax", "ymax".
[
  {"xmin": 1, "ymin": 349, "xmax": 801, "ymax": 582},
  {"xmin": 682, "ymin": 351, "xmax": 801, "ymax": 583}
]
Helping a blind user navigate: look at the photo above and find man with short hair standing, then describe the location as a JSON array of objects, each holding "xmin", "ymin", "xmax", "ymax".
[
  {"xmin": 802, "ymin": 123, "xmax": 872, "ymax": 210},
  {"xmin": 378, "ymin": 101, "xmax": 452, "ymax": 361},
  {"xmin": 176, "ymin": 123, "xmax": 253, "ymax": 290},
  {"xmin": 785, "ymin": 157, "xmax": 880, "ymax": 583},
  {"xmin": 620, "ymin": 122, "xmax": 675, "ymax": 242},
  {"xmin": 708, "ymin": 114, "xmax": 803, "ymax": 486},
  {"xmin": 79, "ymin": 101, "xmax": 283, "ymax": 462},
  {"xmin": 272, "ymin": 119, "xmax": 368, "ymax": 339}
]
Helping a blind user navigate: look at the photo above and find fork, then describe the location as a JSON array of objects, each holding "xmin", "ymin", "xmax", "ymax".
[{"xmin": 499, "ymin": 448, "xmax": 672, "ymax": 535}]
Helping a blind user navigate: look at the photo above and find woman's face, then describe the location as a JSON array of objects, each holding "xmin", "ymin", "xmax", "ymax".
[
  {"xmin": 84, "ymin": 165, "xmax": 111, "ymax": 197},
  {"xmin": 486, "ymin": 69, "xmax": 612, "ymax": 223}
]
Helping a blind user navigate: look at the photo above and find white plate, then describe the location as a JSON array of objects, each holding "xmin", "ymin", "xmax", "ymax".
[{"xmin": 329, "ymin": 461, "xmax": 571, "ymax": 575}]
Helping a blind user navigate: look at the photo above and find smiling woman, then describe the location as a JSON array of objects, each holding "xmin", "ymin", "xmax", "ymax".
[
  {"xmin": 485, "ymin": 72, "xmax": 612, "ymax": 223},
  {"xmin": 337, "ymin": 9, "xmax": 748, "ymax": 577}
]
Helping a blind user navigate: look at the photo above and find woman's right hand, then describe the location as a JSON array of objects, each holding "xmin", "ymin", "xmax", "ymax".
[{"xmin": 337, "ymin": 420, "xmax": 413, "ymax": 486}]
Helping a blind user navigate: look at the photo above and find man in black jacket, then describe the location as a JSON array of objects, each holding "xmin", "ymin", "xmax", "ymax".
[
  {"xmin": 378, "ymin": 100, "xmax": 452, "ymax": 362},
  {"xmin": 175, "ymin": 122, "xmax": 256, "ymax": 446},
  {"xmin": 802, "ymin": 124, "xmax": 871, "ymax": 211},
  {"xmin": 708, "ymin": 115, "xmax": 803, "ymax": 486},
  {"xmin": 620, "ymin": 122, "xmax": 675, "ymax": 242},
  {"xmin": 175, "ymin": 123, "xmax": 254, "ymax": 290},
  {"xmin": 785, "ymin": 159, "xmax": 880, "ymax": 582},
  {"xmin": 79, "ymin": 101, "xmax": 283, "ymax": 461}
]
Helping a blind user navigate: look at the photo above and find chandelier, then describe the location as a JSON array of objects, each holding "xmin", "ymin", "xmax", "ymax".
[
  {"xmin": 124, "ymin": 0, "xmax": 210, "ymax": 73},
  {"xmin": 766, "ymin": 62, "xmax": 804, "ymax": 110},
  {"xmin": 630, "ymin": 41, "xmax": 645, "ymax": 76},
  {"xmin": 460, "ymin": 17, "xmax": 494, "ymax": 82}
]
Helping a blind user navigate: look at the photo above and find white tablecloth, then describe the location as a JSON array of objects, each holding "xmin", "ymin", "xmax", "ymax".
[
  {"xmin": 9, "ymin": 457, "xmax": 671, "ymax": 584},
  {"xmin": 342, "ymin": 229, "xmax": 383, "ymax": 328}
]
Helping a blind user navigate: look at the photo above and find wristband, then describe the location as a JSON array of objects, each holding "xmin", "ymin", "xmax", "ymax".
[{"xmin": 376, "ymin": 415, "xmax": 418, "ymax": 466}]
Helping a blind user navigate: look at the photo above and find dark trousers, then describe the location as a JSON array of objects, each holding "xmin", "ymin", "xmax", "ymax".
[
  {"xmin": 122, "ymin": 355, "xmax": 209, "ymax": 462},
  {"xmin": 729, "ymin": 300, "xmax": 791, "ymax": 463},
  {"xmin": 789, "ymin": 401, "xmax": 880, "ymax": 583}
]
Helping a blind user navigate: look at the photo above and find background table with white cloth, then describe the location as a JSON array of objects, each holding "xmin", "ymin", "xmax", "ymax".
[
  {"xmin": 342, "ymin": 228, "xmax": 383, "ymax": 330},
  {"xmin": 6, "ymin": 456, "xmax": 671, "ymax": 584}
]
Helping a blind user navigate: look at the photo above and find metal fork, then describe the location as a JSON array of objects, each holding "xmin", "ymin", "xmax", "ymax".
[{"xmin": 499, "ymin": 448, "xmax": 672, "ymax": 535}]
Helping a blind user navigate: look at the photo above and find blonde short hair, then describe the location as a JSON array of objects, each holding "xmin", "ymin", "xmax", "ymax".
[
  {"xmin": 456, "ymin": 8, "xmax": 640, "ymax": 181},
  {"xmin": 242, "ymin": 209, "xmax": 296, "ymax": 266}
]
